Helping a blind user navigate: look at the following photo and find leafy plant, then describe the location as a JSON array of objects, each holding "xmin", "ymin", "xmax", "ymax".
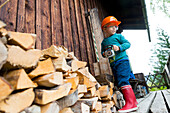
[{"xmin": 150, "ymin": 0, "xmax": 170, "ymax": 18}]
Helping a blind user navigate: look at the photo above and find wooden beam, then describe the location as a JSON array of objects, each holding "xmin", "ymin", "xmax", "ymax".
[
  {"xmin": 74, "ymin": 0, "xmax": 88, "ymax": 62},
  {"xmin": 41, "ymin": 0, "xmax": 51, "ymax": 49},
  {"xmin": 79, "ymin": 0, "xmax": 94, "ymax": 75},
  {"xmin": 60, "ymin": 0, "xmax": 74, "ymax": 52},
  {"xmin": 69, "ymin": 0, "xmax": 81, "ymax": 60},
  {"xmin": 89, "ymin": 8, "xmax": 112, "ymax": 75},
  {"xmin": 25, "ymin": 0, "xmax": 35, "ymax": 34},
  {"xmin": 16, "ymin": 0, "xmax": 25, "ymax": 32},
  {"xmin": 35, "ymin": 0, "xmax": 42, "ymax": 49}
]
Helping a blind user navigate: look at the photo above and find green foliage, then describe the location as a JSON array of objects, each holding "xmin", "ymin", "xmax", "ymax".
[
  {"xmin": 149, "ymin": 86, "xmax": 167, "ymax": 91},
  {"xmin": 150, "ymin": 28, "xmax": 170, "ymax": 74},
  {"xmin": 150, "ymin": 0, "xmax": 170, "ymax": 18}
]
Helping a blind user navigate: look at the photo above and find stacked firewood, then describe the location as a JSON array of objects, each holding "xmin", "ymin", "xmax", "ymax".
[{"xmin": 0, "ymin": 21, "xmax": 123, "ymax": 113}]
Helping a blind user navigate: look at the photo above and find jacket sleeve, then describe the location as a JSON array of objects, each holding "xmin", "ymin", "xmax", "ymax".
[
  {"xmin": 118, "ymin": 34, "xmax": 131, "ymax": 51},
  {"xmin": 101, "ymin": 42, "xmax": 106, "ymax": 57}
]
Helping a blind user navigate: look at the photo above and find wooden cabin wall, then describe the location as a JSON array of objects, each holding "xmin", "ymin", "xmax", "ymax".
[{"xmin": 0, "ymin": 0, "xmax": 107, "ymax": 75}]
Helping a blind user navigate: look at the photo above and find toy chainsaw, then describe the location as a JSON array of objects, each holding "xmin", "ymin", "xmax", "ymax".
[{"xmin": 104, "ymin": 45, "xmax": 115, "ymax": 58}]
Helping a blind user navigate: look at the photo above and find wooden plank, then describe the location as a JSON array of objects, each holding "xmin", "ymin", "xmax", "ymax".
[
  {"xmin": 79, "ymin": 0, "xmax": 94, "ymax": 75},
  {"xmin": 162, "ymin": 90, "xmax": 170, "ymax": 110},
  {"xmin": 0, "ymin": 0, "xmax": 18, "ymax": 31},
  {"xmin": 136, "ymin": 92, "xmax": 152, "ymax": 104},
  {"xmin": 41, "ymin": 0, "xmax": 51, "ymax": 49},
  {"xmin": 35, "ymin": 0, "xmax": 42, "ymax": 49},
  {"xmin": 74, "ymin": 0, "xmax": 88, "ymax": 62},
  {"xmin": 136, "ymin": 92, "xmax": 156, "ymax": 113},
  {"xmin": 16, "ymin": 0, "xmax": 25, "ymax": 32},
  {"xmin": 60, "ymin": 0, "xmax": 74, "ymax": 52},
  {"xmin": 51, "ymin": 0, "xmax": 63, "ymax": 46},
  {"xmin": 89, "ymin": 8, "xmax": 112, "ymax": 75},
  {"xmin": 25, "ymin": 0, "xmax": 35, "ymax": 34},
  {"xmin": 150, "ymin": 91, "xmax": 168, "ymax": 113},
  {"xmin": 69, "ymin": 0, "xmax": 81, "ymax": 60}
]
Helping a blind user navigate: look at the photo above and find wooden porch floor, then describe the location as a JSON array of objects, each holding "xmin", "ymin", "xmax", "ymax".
[{"xmin": 131, "ymin": 89, "xmax": 170, "ymax": 113}]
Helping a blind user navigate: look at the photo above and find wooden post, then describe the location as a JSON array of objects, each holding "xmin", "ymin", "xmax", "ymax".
[{"xmin": 89, "ymin": 8, "xmax": 112, "ymax": 75}]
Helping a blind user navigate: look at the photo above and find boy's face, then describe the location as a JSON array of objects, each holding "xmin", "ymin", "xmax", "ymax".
[{"xmin": 103, "ymin": 23, "xmax": 118, "ymax": 37}]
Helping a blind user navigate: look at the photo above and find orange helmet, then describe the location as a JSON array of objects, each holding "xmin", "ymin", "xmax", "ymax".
[{"xmin": 101, "ymin": 16, "xmax": 121, "ymax": 29}]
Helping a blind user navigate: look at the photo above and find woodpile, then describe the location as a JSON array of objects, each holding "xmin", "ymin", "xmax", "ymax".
[{"xmin": 0, "ymin": 20, "xmax": 124, "ymax": 113}]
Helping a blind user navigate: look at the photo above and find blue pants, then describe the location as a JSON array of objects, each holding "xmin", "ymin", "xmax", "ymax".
[{"xmin": 111, "ymin": 59, "xmax": 131, "ymax": 87}]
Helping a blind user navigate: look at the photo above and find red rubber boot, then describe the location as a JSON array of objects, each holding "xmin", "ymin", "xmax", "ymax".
[{"xmin": 118, "ymin": 85, "xmax": 138, "ymax": 113}]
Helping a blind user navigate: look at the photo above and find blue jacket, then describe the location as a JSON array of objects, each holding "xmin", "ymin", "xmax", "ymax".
[{"xmin": 101, "ymin": 33, "xmax": 130, "ymax": 66}]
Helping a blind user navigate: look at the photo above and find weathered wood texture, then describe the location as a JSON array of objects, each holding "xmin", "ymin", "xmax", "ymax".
[
  {"xmin": 133, "ymin": 90, "xmax": 170, "ymax": 113},
  {"xmin": 0, "ymin": 0, "xmax": 108, "ymax": 75}
]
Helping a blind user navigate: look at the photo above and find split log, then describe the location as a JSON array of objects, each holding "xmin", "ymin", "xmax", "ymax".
[
  {"xmin": 0, "ymin": 40, "xmax": 7, "ymax": 69},
  {"xmin": 21, "ymin": 105, "xmax": 41, "ymax": 113},
  {"xmin": 92, "ymin": 101, "xmax": 102, "ymax": 112},
  {"xmin": 57, "ymin": 89, "xmax": 78, "ymax": 110},
  {"xmin": 66, "ymin": 52, "xmax": 78, "ymax": 61},
  {"xmin": 76, "ymin": 67, "xmax": 97, "ymax": 82},
  {"xmin": 34, "ymin": 72, "xmax": 63, "ymax": 87},
  {"xmin": 98, "ymin": 85, "xmax": 109, "ymax": 97},
  {"xmin": 71, "ymin": 60, "xmax": 87, "ymax": 71},
  {"xmin": 95, "ymin": 74, "xmax": 114, "ymax": 86},
  {"xmin": 83, "ymin": 86, "xmax": 96, "ymax": 98},
  {"xmin": 0, "ymin": 20, "xmax": 6, "ymax": 28},
  {"xmin": 71, "ymin": 102, "xmax": 90, "ymax": 113},
  {"xmin": 102, "ymin": 102, "xmax": 112, "ymax": 113},
  {"xmin": 41, "ymin": 102, "xmax": 59, "ymax": 113},
  {"xmin": 7, "ymin": 31, "xmax": 36, "ymax": 50},
  {"xmin": 0, "ymin": 28, "xmax": 7, "ymax": 37},
  {"xmin": 64, "ymin": 76, "xmax": 79, "ymax": 89},
  {"xmin": 4, "ymin": 69, "xmax": 37, "ymax": 90},
  {"xmin": 112, "ymin": 93, "xmax": 119, "ymax": 107},
  {"xmin": 0, "ymin": 88, "xmax": 35, "ymax": 113},
  {"xmin": 100, "ymin": 88, "xmax": 113, "ymax": 101},
  {"xmin": 76, "ymin": 97, "xmax": 98, "ymax": 110},
  {"xmin": 4, "ymin": 45, "xmax": 41, "ymax": 69},
  {"xmin": 78, "ymin": 93, "xmax": 84, "ymax": 99},
  {"xmin": 28, "ymin": 58, "xmax": 55, "ymax": 79},
  {"xmin": 52, "ymin": 56, "xmax": 71, "ymax": 72},
  {"xmin": 41, "ymin": 45, "xmax": 68, "ymax": 58},
  {"xmin": 79, "ymin": 75, "xmax": 96, "ymax": 88},
  {"xmin": 34, "ymin": 83, "xmax": 71, "ymax": 105},
  {"xmin": 0, "ymin": 77, "xmax": 13, "ymax": 101},
  {"xmin": 0, "ymin": 29, "xmax": 8, "ymax": 44},
  {"xmin": 78, "ymin": 84, "xmax": 87, "ymax": 94},
  {"xmin": 63, "ymin": 72, "xmax": 77, "ymax": 78},
  {"xmin": 59, "ymin": 107, "xmax": 74, "ymax": 113}
]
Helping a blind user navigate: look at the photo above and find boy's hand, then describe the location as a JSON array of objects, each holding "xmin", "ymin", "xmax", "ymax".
[{"xmin": 113, "ymin": 45, "xmax": 119, "ymax": 51}]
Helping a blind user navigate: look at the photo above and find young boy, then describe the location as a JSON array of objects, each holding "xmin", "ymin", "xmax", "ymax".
[{"xmin": 101, "ymin": 16, "xmax": 138, "ymax": 112}]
